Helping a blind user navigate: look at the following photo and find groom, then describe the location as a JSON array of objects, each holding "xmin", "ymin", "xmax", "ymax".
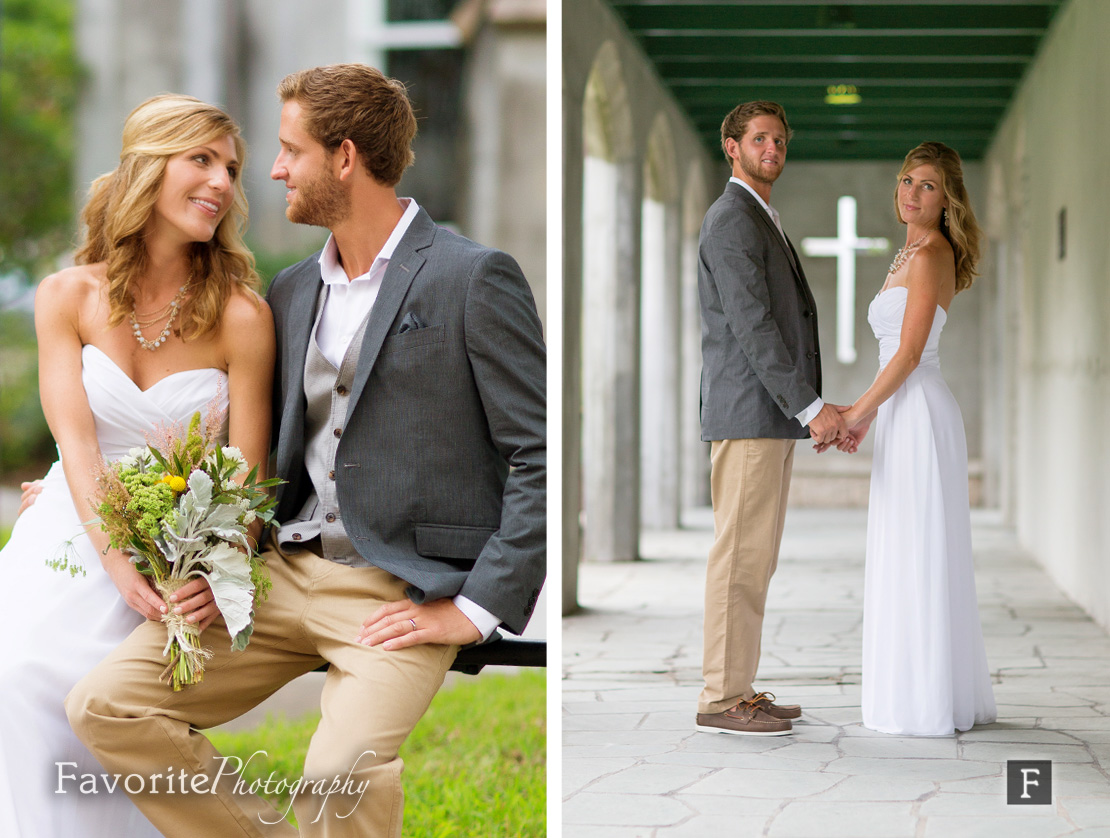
[
  {"xmin": 695, "ymin": 101, "xmax": 843, "ymax": 736},
  {"xmin": 64, "ymin": 64, "xmax": 546, "ymax": 836}
]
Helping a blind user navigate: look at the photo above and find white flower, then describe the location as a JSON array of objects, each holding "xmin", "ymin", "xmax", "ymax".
[{"xmin": 221, "ymin": 446, "xmax": 248, "ymax": 472}]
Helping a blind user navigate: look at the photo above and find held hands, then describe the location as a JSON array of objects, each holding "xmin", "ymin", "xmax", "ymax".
[
  {"xmin": 813, "ymin": 404, "xmax": 873, "ymax": 454},
  {"xmin": 808, "ymin": 403, "xmax": 848, "ymax": 445},
  {"xmin": 357, "ymin": 598, "xmax": 482, "ymax": 651}
]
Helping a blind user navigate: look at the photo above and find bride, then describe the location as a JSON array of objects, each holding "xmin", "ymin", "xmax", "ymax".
[
  {"xmin": 820, "ymin": 142, "xmax": 996, "ymax": 736},
  {"xmin": 0, "ymin": 94, "xmax": 275, "ymax": 834}
]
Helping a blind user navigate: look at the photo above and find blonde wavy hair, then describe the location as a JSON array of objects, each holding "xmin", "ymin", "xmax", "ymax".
[
  {"xmin": 75, "ymin": 94, "xmax": 259, "ymax": 340},
  {"xmin": 893, "ymin": 141, "xmax": 982, "ymax": 292}
]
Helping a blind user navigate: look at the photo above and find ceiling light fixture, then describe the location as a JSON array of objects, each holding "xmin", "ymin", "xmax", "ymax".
[{"xmin": 825, "ymin": 84, "xmax": 861, "ymax": 105}]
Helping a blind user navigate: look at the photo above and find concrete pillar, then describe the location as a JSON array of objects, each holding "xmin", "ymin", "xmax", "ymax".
[
  {"xmin": 680, "ymin": 167, "xmax": 711, "ymax": 510},
  {"xmin": 581, "ymin": 154, "xmax": 641, "ymax": 562},
  {"xmin": 639, "ymin": 196, "xmax": 682, "ymax": 529},
  {"xmin": 459, "ymin": 1, "xmax": 546, "ymax": 324},
  {"xmin": 562, "ymin": 64, "xmax": 584, "ymax": 613}
]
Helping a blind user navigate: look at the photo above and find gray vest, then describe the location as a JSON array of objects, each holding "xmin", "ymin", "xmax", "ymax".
[{"xmin": 294, "ymin": 286, "xmax": 374, "ymax": 566}]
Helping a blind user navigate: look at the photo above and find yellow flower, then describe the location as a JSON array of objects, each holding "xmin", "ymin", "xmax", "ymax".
[{"xmin": 168, "ymin": 476, "xmax": 187, "ymax": 493}]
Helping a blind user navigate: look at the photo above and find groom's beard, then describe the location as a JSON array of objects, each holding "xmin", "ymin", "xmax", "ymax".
[
  {"xmin": 739, "ymin": 148, "xmax": 783, "ymax": 185},
  {"xmin": 287, "ymin": 168, "xmax": 351, "ymax": 228}
]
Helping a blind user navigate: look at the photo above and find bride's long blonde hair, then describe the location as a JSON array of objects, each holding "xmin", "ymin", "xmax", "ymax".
[
  {"xmin": 893, "ymin": 142, "xmax": 982, "ymax": 293},
  {"xmin": 75, "ymin": 94, "xmax": 259, "ymax": 339}
]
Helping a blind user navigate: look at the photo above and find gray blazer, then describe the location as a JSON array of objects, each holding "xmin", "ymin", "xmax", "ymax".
[
  {"xmin": 266, "ymin": 208, "xmax": 546, "ymax": 635},
  {"xmin": 698, "ymin": 182, "xmax": 823, "ymax": 441}
]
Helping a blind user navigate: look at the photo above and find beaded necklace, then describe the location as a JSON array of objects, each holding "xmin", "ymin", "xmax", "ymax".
[
  {"xmin": 887, "ymin": 232, "xmax": 931, "ymax": 276},
  {"xmin": 130, "ymin": 281, "xmax": 190, "ymax": 351}
]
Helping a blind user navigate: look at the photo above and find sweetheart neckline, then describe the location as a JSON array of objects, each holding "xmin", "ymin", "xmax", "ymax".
[
  {"xmin": 82, "ymin": 344, "xmax": 226, "ymax": 394},
  {"xmin": 873, "ymin": 284, "xmax": 948, "ymax": 317}
]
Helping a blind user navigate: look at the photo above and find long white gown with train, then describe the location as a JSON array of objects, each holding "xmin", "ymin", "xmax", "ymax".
[
  {"xmin": 862, "ymin": 285, "xmax": 997, "ymax": 736},
  {"xmin": 0, "ymin": 344, "xmax": 228, "ymax": 836}
]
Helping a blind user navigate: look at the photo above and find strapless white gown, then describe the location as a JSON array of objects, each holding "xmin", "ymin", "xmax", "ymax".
[
  {"xmin": 862, "ymin": 286, "xmax": 996, "ymax": 736},
  {"xmin": 0, "ymin": 344, "xmax": 228, "ymax": 836}
]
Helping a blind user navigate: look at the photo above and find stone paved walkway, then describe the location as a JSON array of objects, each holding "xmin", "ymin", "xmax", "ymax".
[{"xmin": 563, "ymin": 508, "xmax": 1110, "ymax": 837}]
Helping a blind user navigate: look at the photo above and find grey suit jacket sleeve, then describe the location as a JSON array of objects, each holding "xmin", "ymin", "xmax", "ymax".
[
  {"xmin": 456, "ymin": 249, "xmax": 546, "ymax": 632},
  {"xmin": 703, "ymin": 206, "xmax": 819, "ymax": 418}
]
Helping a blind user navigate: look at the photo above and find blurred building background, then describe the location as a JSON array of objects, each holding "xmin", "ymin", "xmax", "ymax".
[{"xmin": 75, "ymin": 0, "xmax": 546, "ymax": 318}]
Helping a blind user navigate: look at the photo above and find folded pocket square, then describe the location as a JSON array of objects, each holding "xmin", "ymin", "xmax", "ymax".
[{"xmin": 397, "ymin": 312, "xmax": 426, "ymax": 333}]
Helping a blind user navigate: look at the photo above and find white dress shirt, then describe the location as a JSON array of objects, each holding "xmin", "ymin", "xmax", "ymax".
[{"xmin": 729, "ymin": 177, "xmax": 823, "ymax": 428}]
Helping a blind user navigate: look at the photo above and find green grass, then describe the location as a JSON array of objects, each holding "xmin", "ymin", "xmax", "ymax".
[
  {"xmin": 0, "ymin": 525, "xmax": 10, "ymax": 549},
  {"xmin": 209, "ymin": 670, "xmax": 546, "ymax": 836}
]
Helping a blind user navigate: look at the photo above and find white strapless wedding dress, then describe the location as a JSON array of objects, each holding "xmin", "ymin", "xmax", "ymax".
[
  {"xmin": 862, "ymin": 286, "xmax": 996, "ymax": 736},
  {"xmin": 0, "ymin": 344, "xmax": 228, "ymax": 836}
]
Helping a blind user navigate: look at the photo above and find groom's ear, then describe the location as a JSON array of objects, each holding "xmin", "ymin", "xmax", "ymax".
[{"xmin": 336, "ymin": 139, "xmax": 359, "ymax": 181}]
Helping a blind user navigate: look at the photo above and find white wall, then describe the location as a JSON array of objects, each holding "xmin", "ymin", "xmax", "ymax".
[{"xmin": 983, "ymin": 0, "xmax": 1110, "ymax": 629}]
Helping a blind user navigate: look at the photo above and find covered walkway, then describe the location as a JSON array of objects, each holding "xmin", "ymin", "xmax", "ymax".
[{"xmin": 563, "ymin": 509, "xmax": 1110, "ymax": 837}]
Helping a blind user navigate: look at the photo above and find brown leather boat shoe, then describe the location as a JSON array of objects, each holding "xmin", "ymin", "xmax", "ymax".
[{"xmin": 696, "ymin": 698, "xmax": 792, "ymax": 736}]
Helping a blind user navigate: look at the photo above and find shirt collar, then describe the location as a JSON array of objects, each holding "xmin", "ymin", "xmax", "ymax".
[
  {"xmin": 729, "ymin": 176, "xmax": 774, "ymax": 216},
  {"xmin": 317, "ymin": 197, "xmax": 420, "ymax": 286}
]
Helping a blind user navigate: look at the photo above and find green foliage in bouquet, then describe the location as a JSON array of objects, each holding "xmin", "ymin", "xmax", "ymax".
[{"xmin": 61, "ymin": 410, "xmax": 282, "ymax": 690}]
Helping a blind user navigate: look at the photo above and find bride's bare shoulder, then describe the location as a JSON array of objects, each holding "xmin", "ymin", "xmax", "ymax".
[{"xmin": 36, "ymin": 263, "xmax": 107, "ymax": 302}]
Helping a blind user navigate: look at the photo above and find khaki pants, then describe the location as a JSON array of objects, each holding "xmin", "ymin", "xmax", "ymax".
[
  {"xmin": 65, "ymin": 541, "xmax": 458, "ymax": 837},
  {"xmin": 699, "ymin": 438, "xmax": 795, "ymax": 715}
]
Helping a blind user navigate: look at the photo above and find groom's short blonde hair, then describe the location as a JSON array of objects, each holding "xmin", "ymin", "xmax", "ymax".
[{"xmin": 720, "ymin": 101, "xmax": 793, "ymax": 162}]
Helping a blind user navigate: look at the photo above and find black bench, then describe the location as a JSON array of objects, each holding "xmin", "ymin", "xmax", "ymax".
[
  {"xmin": 449, "ymin": 633, "xmax": 547, "ymax": 675},
  {"xmin": 315, "ymin": 632, "xmax": 546, "ymax": 675}
]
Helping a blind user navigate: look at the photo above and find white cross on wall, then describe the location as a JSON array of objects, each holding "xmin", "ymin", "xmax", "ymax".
[{"xmin": 801, "ymin": 196, "xmax": 889, "ymax": 364}]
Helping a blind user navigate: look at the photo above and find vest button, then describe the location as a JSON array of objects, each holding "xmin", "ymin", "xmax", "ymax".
[
  {"xmin": 325, "ymin": 512, "xmax": 337, "ymax": 523},
  {"xmin": 336, "ymin": 385, "xmax": 349, "ymax": 396},
  {"xmin": 292, "ymin": 533, "xmax": 302, "ymax": 541},
  {"xmin": 333, "ymin": 428, "xmax": 342, "ymax": 438},
  {"xmin": 806, "ymin": 351, "xmax": 814, "ymax": 359},
  {"xmin": 328, "ymin": 470, "xmax": 336, "ymax": 480}
]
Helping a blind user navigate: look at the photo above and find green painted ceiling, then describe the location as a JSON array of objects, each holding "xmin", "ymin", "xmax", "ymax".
[{"xmin": 606, "ymin": 0, "xmax": 1064, "ymax": 160}]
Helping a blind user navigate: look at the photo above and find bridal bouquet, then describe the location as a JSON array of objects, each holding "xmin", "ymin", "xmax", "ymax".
[{"xmin": 83, "ymin": 412, "xmax": 279, "ymax": 690}]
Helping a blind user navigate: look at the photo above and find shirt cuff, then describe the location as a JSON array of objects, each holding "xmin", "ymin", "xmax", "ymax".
[
  {"xmin": 453, "ymin": 595, "xmax": 501, "ymax": 642},
  {"xmin": 795, "ymin": 397, "xmax": 824, "ymax": 429}
]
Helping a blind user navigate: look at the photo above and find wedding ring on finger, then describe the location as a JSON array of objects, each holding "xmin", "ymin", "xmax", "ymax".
[{"xmin": 408, "ymin": 618, "xmax": 418, "ymax": 633}]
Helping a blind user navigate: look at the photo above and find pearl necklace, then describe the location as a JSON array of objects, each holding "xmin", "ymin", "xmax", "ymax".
[
  {"xmin": 130, "ymin": 282, "xmax": 190, "ymax": 351},
  {"xmin": 887, "ymin": 232, "xmax": 931, "ymax": 276}
]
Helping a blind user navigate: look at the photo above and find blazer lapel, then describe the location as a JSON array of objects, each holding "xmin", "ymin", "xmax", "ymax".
[
  {"xmin": 344, "ymin": 208, "xmax": 435, "ymax": 419},
  {"xmin": 730, "ymin": 183, "xmax": 808, "ymax": 287}
]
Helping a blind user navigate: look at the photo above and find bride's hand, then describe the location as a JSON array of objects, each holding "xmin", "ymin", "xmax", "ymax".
[
  {"xmin": 18, "ymin": 480, "xmax": 44, "ymax": 516},
  {"xmin": 166, "ymin": 577, "xmax": 220, "ymax": 632},
  {"xmin": 837, "ymin": 411, "xmax": 874, "ymax": 453},
  {"xmin": 103, "ymin": 554, "xmax": 166, "ymax": 622}
]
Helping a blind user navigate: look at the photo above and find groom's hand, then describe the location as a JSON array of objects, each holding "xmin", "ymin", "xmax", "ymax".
[
  {"xmin": 358, "ymin": 599, "xmax": 482, "ymax": 651},
  {"xmin": 808, "ymin": 403, "xmax": 848, "ymax": 445}
]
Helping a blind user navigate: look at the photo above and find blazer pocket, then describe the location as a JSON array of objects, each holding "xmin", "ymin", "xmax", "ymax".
[
  {"xmin": 414, "ymin": 523, "xmax": 497, "ymax": 562},
  {"xmin": 381, "ymin": 324, "xmax": 445, "ymax": 355}
]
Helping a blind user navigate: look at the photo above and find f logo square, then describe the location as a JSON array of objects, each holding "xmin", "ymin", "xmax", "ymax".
[{"xmin": 1007, "ymin": 760, "xmax": 1052, "ymax": 805}]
